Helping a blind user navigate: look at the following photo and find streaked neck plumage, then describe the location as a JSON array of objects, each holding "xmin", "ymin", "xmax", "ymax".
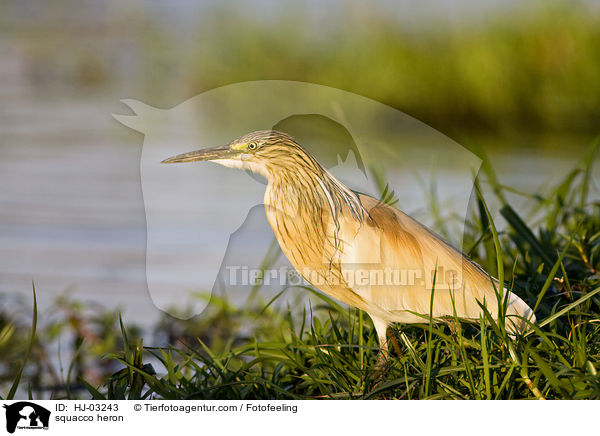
[
  {"xmin": 263, "ymin": 148, "xmax": 365, "ymax": 227},
  {"xmin": 261, "ymin": 146, "xmax": 366, "ymax": 271}
]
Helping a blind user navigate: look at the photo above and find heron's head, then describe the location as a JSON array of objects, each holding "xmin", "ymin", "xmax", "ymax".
[{"xmin": 161, "ymin": 130, "xmax": 316, "ymax": 180}]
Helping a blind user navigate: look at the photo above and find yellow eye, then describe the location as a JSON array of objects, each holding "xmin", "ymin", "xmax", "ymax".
[{"xmin": 248, "ymin": 142, "xmax": 257, "ymax": 150}]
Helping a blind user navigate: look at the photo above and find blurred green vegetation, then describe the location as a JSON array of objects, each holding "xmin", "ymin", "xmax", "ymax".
[
  {"xmin": 0, "ymin": 1, "xmax": 598, "ymax": 140},
  {"xmin": 184, "ymin": 2, "xmax": 600, "ymax": 137}
]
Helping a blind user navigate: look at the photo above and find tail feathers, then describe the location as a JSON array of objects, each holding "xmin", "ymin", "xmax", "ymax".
[{"xmin": 505, "ymin": 291, "xmax": 536, "ymax": 336}]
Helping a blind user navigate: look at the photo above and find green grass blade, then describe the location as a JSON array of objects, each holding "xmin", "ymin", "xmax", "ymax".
[
  {"xmin": 532, "ymin": 234, "xmax": 574, "ymax": 314},
  {"xmin": 479, "ymin": 316, "xmax": 491, "ymax": 400},
  {"xmin": 500, "ymin": 205, "xmax": 553, "ymax": 266},
  {"xmin": 78, "ymin": 377, "xmax": 107, "ymax": 399},
  {"xmin": 6, "ymin": 283, "xmax": 38, "ymax": 400},
  {"xmin": 530, "ymin": 286, "xmax": 600, "ymax": 333}
]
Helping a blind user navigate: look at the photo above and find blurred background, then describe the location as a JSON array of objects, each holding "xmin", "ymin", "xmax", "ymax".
[{"xmin": 1, "ymin": 0, "xmax": 599, "ymax": 334}]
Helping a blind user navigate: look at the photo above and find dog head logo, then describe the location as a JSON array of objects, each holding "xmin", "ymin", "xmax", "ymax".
[{"xmin": 3, "ymin": 402, "xmax": 50, "ymax": 433}]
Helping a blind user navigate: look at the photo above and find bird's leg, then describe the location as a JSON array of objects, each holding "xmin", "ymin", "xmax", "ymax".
[
  {"xmin": 445, "ymin": 319, "xmax": 461, "ymax": 337},
  {"xmin": 386, "ymin": 326, "xmax": 403, "ymax": 358},
  {"xmin": 375, "ymin": 336, "xmax": 389, "ymax": 370},
  {"xmin": 374, "ymin": 327, "xmax": 403, "ymax": 371},
  {"xmin": 369, "ymin": 322, "xmax": 398, "ymax": 391},
  {"xmin": 371, "ymin": 317, "xmax": 391, "ymax": 371},
  {"xmin": 369, "ymin": 334, "xmax": 389, "ymax": 389},
  {"xmin": 374, "ymin": 325, "xmax": 402, "ymax": 366}
]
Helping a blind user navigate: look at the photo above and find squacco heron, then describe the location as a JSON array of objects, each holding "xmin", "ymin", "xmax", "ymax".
[{"xmin": 163, "ymin": 130, "xmax": 535, "ymax": 362}]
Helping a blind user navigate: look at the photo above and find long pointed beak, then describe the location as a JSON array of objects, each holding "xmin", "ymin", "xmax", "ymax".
[{"xmin": 161, "ymin": 145, "xmax": 240, "ymax": 163}]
